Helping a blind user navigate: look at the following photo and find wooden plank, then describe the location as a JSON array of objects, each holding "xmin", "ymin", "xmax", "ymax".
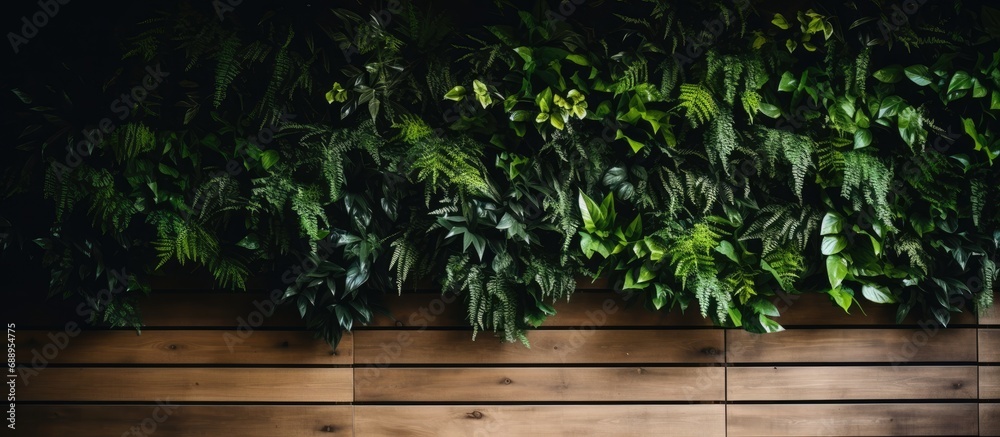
[
  {"xmin": 728, "ymin": 366, "xmax": 977, "ymax": 401},
  {"xmin": 727, "ymin": 328, "xmax": 977, "ymax": 363},
  {"xmin": 767, "ymin": 292, "xmax": 976, "ymax": 325},
  {"xmin": 983, "ymin": 403, "xmax": 1000, "ymax": 436},
  {"xmin": 19, "ymin": 368, "xmax": 353, "ymax": 402},
  {"xmin": 354, "ymin": 329, "xmax": 724, "ymax": 365},
  {"xmin": 138, "ymin": 292, "xmax": 303, "ymax": 326},
  {"xmin": 981, "ymin": 291, "xmax": 1000, "ymax": 325},
  {"xmin": 18, "ymin": 405, "xmax": 354, "ymax": 437},
  {"xmin": 15, "ymin": 330, "xmax": 349, "ymax": 365},
  {"xmin": 982, "ymin": 329, "xmax": 1000, "ymax": 362},
  {"xmin": 983, "ymin": 366, "xmax": 1000, "ymax": 399},
  {"xmin": 355, "ymin": 405, "xmax": 724, "ymax": 437},
  {"xmin": 0, "ymin": 291, "xmax": 304, "ymax": 328},
  {"xmin": 727, "ymin": 403, "xmax": 978, "ymax": 436},
  {"xmin": 356, "ymin": 367, "xmax": 724, "ymax": 402},
  {"xmin": 369, "ymin": 292, "xmax": 711, "ymax": 327}
]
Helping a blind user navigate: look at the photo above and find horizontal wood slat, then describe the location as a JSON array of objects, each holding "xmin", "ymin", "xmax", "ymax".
[
  {"xmin": 982, "ymin": 329, "xmax": 1000, "ymax": 362},
  {"xmin": 355, "ymin": 367, "xmax": 724, "ymax": 402},
  {"xmin": 983, "ymin": 403, "xmax": 1000, "ymax": 436},
  {"xmin": 19, "ymin": 368, "xmax": 353, "ymax": 402},
  {"xmin": 727, "ymin": 366, "xmax": 977, "ymax": 401},
  {"xmin": 983, "ymin": 366, "xmax": 1000, "ymax": 400},
  {"xmin": 354, "ymin": 405, "xmax": 725, "ymax": 437},
  {"xmin": 761, "ymin": 292, "xmax": 977, "ymax": 326},
  {"xmin": 727, "ymin": 328, "xmax": 977, "ymax": 363},
  {"xmin": 15, "ymin": 330, "xmax": 348, "ymax": 365},
  {"xmin": 138, "ymin": 292, "xmax": 303, "ymax": 326},
  {"xmin": 354, "ymin": 329, "xmax": 724, "ymax": 365},
  {"xmin": 727, "ymin": 403, "xmax": 979, "ymax": 436},
  {"xmin": 368, "ymin": 292, "xmax": 711, "ymax": 328},
  {"xmin": 18, "ymin": 405, "xmax": 354, "ymax": 437}
]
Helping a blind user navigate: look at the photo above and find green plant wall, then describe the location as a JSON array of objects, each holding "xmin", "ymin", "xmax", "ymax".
[{"xmin": 2, "ymin": 0, "xmax": 999, "ymax": 347}]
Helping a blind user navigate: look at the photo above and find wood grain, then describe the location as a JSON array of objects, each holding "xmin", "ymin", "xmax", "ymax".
[
  {"xmin": 354, "ymin": 329, "xmax": 724, "ymax": 365},
  {"xmin": 982, "ymin": 329, "xmax": 1000, "ymax": 363},
  {"xmin": 728, "ymin": 366, "xmax": 977, "ymax": 401},
  {"xmin": 727, "ymin": 403, "xmax": 979, "ymax": 436},
  {"xmin": 983, "ymin": 403, "xmax": 1000, "ymax": 436},
  {"xmin": 354, "ymin": 405, "xmax": 725, "ymax": 437},
  {"xmin": 765, "ymin": 292, "xmax": 977, "ymax": 325},
  {"xmin": 15, "ymin": 330, "xmax": 349, "ymax": 365},
  {"xmin": 355, "ymin": 367, "xmax": 724, "ymax": 402},
  {"xmin": 983, "ymin": 366, "xmax": 1000, "ymax": 399},
  {"xmin": 727, "ymin": 328, "xmax": 977, "ymax": 363},
  {"xmin": 368, "ymin": 292, "xmax": 711, "ymax": 328},
  {"xmin": 18, "ymin": 405, "xmax": 354, "ymax": 437},
  {"xmin": 18, "ymin": 368, "xmax": 353, "ymax": 402}
]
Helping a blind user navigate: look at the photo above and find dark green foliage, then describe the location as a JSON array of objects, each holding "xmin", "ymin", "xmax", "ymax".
[{"xmin": 3, "ymin": 0, "xmax": 999, "ymax": 349}]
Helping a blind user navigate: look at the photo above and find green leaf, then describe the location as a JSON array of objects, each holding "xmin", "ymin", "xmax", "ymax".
[
  {"xmin": 652, "ymin": 284, "xmax": 668, "ymax": 310},
  {"xmin": 334, "ymin": 305, "xmax": 353, "ymax": 331},
  {"xmin": 861, "ymin": 283, "xmax": 896, "ymax": 304},
  {"xmin": 853, "ymin": 128, "xmax": 872, "ymax": 149},
  {"xmin": 903, "ymin": 65, "xmax": 934, "ymax": 86},
  {"xmin": 947, "ymin": 71, "xmax": 974, "ymax": 94},
  {"xmin": 821, "ymin": 235, "xmax": 847, "ymax": 255},
  {"xmin": 826, "ymin": 254, "xmax": 848, "ymax": 288},
  {"xmin": 758, "ymin": 314, "xmax": 785, "ymax": 333},
  {"xmin": 821, "ymin": 212, "xmax": 843, "ymax": 235},
  {"xmin": 158, "ymin": 163, "xmax": 179, "ymax": 178},
  {"xmin": 877, "ymin": 95, "xmax": 906, "ymax": 119},
  {"xmin": 579, "ymin": 192, "xmax": 602, "ymax": 233},
  {"xmin": 715, "ymin": 240, "xmax": 739, "ymax": 263},
  {"xmin": 897, "ymin": 106, "xmax": 926, "ymax": 149},
  {"xmin": 443, "ymin": 85, "xmax": 466, "ymax": 101},
  {"xmin": 260, "ymin": 150, "xmax": 279, "ymax": 170},
  {"xmin": 827, "ymin": 287, "xmax": 854, "ymax": 312},
  {"xmin": 565, "ymin": 53, "xmax": 589, "ymax": 66},
  {"xmin": 758, "ymin": 103, "xmax": 781, "ymax": 118},
  {"xmin": 873, "ymin": 66, "xmax": 904, "ymax": 83},
  {"xmin": 778, "ymin": 71, "xmax": 798, "ymax": 92},
  {"xmin": 772, "ymin": 13, "xmax": 791, "ymax": 29}
]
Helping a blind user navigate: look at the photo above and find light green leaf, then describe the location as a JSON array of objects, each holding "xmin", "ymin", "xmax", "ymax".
[
  {"xmin": 821, "ymin": 235, "xmax": 847, "ymax": 255},
  {"xmin": 827, "ymin": 287, "xmax": 854, "ymax": 312},
  {"xmin": 826, "ymin": 254, "xmax": 848, "ymax": 288},
  {"xmin": 443, "ymin": 85, "xmax": 467, "ymax": 101},
  {"xmin": 758, "ymin": 314, "xmax": 785, "ymax": 333},
  {"xmin": 820, "ymin": 212, "xmax": 843, "ymax": 235},
  {"xmin": 861, "ymin": 283, "xmax": 896, "ymax": 304},
  {"xmin": 715, "ymin": 240, "xmax": 739, "ymax": 262},
  {"xmin": 772, "ymin": 13, "xmax": 791, "ymax": 29},
  {"xmin": 565, "ymin": 53, "xmax": 589, "ymax": 65}
]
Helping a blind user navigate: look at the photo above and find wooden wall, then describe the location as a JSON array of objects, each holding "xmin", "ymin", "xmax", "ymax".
[{"xmin": 6, "ymin": 285, "xmax": 999, "ymax": 436}]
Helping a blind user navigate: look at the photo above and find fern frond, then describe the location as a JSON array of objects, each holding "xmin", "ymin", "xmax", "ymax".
[
  {"xmin": 678, "ymin": 84, "xmax": 717, "ymax": 127},
  {"xmin": 842, "ymin": 151, "xmax": 894, "ymax": 228},
  {"xmin": 213, "ymin": 34, "xmax": 242, "ymax": 107},
  {"xmin": 742, "ymin": 204, "xmax": 820, "ymax": 255}
]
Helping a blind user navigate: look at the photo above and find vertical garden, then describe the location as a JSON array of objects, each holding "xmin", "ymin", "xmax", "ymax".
[{"xmin": 2, "ymin": 0, "xmax": 998, "ymax": 348}]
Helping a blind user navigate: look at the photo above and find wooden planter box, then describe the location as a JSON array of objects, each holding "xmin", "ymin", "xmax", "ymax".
[{"xmin": 6, "ymin": 283, "xmax": 999, "ymax": 436}]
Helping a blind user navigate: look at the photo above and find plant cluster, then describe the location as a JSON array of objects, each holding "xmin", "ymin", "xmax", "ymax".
[{"xmin": 2, "ymin": 0, "xmax": 999, "ymax": 347}]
